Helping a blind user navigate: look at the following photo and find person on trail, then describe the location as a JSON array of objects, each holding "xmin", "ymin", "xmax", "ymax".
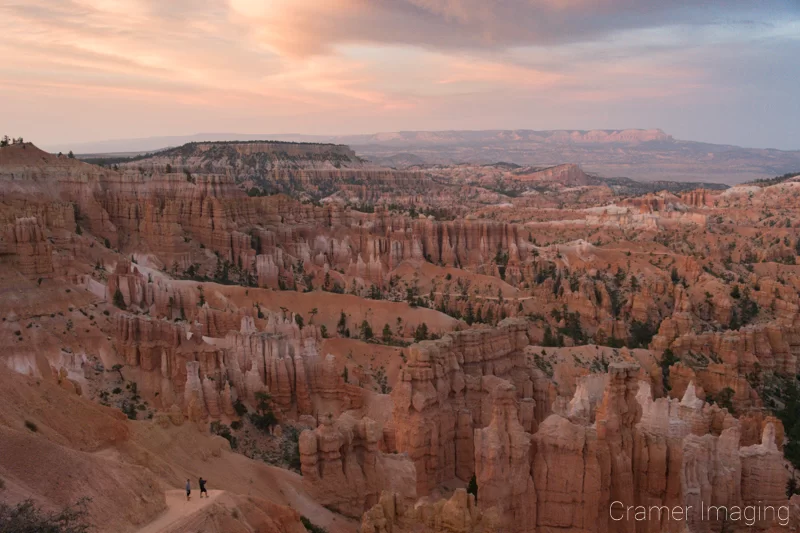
[
  {"xmin": 185, "ymin": 479, "xmax": 191, "ymax": 501},
  {"xmin": 199, "ymin": 477, "xmax": 208, "ymax": 498}
]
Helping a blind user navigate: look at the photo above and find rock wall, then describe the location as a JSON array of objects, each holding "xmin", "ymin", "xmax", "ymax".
[
  {"xmin": 114, "ymin": 313, "xmax": 361, "ymax": 419},
  {"xmin": 360, "ymin": 488, "xmax": 499, "ymax": 533},
  {"xmin": 386, "ymin": 343, "xmax": 792, "ymax": 533},
  {"xmin": 473, "ymin": 382, "xmax": 536, "ymax": 533},
  {"xmin": 299, "ymin": 412, "xmax": 416, "ymax": 518},
  {"xmin": 0, "ymin": 217, "xmax": 54, "ymax": 276},
  {"xmin": 390, "ymin": 319, "xmax": 534, "ymax": 495}
]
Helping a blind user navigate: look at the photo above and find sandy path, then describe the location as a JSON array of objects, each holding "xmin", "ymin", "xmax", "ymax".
[{"xmin": 135, "ymin": 489, "xmax": 223, "ymax": 533}]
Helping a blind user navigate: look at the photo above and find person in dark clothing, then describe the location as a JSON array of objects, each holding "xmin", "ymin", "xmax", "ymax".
[
  {"xmin": 199, "ymin": 477, "xmax": 208, "ymax": 498},
  {"xmin": 185, "ymin": 479, "xmax": 191, "ymax": 501}
]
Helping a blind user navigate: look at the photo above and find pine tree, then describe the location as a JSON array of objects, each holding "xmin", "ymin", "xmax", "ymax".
[
  {"xmin": 113, "ymin": 287, "xmax": 126, "ymax": 309},
  {"xmin": 465, "ymin": 301, "xmax": 475, "ymax": 325},
  {"xmin": 360, "ymin": 320, "xmax": 373, "ymax": 340}
]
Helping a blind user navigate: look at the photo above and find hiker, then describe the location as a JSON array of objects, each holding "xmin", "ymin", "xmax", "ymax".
[
  {"xmin": 185, "ymin": 479, "xmax": 191, "ymax": 501},
  {"xmin": 199, "ymin": 477, "xmax": 208, "ymax": 498}
]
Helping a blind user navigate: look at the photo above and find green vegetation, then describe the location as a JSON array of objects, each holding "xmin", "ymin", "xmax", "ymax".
[
  {"xmin": 0, "ymin": 136, "xmax": 24, "ymax": 147},
  {"xmin": 542, "ymin": 325, "xmax": 563, "ymax": 347},
  {"xmin": 337, "ymin": 311, "xmax": 349, "ymax": 337},
  {"xmin": 233, "ymin": 399, "xmax": 247, "ymax": 417},
  {"xmin": 748, "ymin": 171, "xmax": 800, "ymax": 187},
  {"xmin": 112, "ymin": 287, "xmax": 125, "ymax": 309},
  {"xmin": 249, "ymin": 391, "xmax": 277, "ymax": 433},
  {"xmin": 360, "ymin": 320, "xmax": 374, "ymax": 340},
  {"xmin": 773, "ymin": 376, "xmax": 800, "ymax": 471},
  {"xmin": 557, "ymin": 308, "xmax": 585, "ymax": 345},
  {"xmin": 628, "ymin": 320, "xmax": 657, "ymax": 349},
  {"xmin": 467, "ymin": 474, "xmax": 478, "ymax": 502},
  {"xmin": 0, "ymin": 498, "xmax": 92, "ymax": 533},
  {"xmin": 414, "ymin": 323, "xmax": 429, "ymax": 342},
  {"xmin": 301, "ymin": 516, "xmax": 328, "ymax": 533},
  {"xmin": 707, "ymin": 386, "xmax": 735, "ymax": 413},
  {"xmin": 282, "ymin": 426, "xmax": 301, "ymax": 472},
  {"xmin": 660, "ymin": 349, "xmax": 680, "ymax": 391},
  {"xmin": 728, "ymin": 287, "xmax": 758, "ymax": 330},
  {"xmin": 211, "ymin": 421, "xmax": 237, "ymax": 449},
  {"xmin": 374, "ymin": 366, "xmax": 390, "ymax": 394}
]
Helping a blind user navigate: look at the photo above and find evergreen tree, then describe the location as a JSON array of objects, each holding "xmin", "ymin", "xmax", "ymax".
[
  {"xmin": 360, "ymin": 320, "xmax": 374, "ymax": 340},
  {"xmin": 414, "ymin": 323, "xmax": 429, "ymax": 342},
  {"xmin": 113, "ymin": 287, "xmax": 126, "ymax": 309}
]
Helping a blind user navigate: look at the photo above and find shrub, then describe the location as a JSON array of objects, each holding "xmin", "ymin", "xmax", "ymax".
[
  {"xmin": 282, "ymin": 426, "xmax": 301, "ymax": 471},
  {"xmin": 628, "ymin": 320, "xmax": 657, "ymax": 349},
  {"xmin": 233, "ymin": 399, "xmax": 247, "ymax": 417},
  {"xmin": 710, "ymin": 387, "xmax": 735, "ymax": 413},
  {"xmin": 210, "ymin": 421, "xmax": 237, "ymax": 449},
  {"xmin": 300, "ymin": 516, "xmax": 328, "ymax": 533},
  {"xmin": 24, "ymin": 420, "xmax": 38, "ymax": 432},
  {"xmin": 660, "ymin": 349, "xmax": 680, "ymax": 391},
  {"xmin": 0, "ymin": 498, "xmax": 92, "ymax": 533},
  {"xmin": 112, "ymin": 287, "xmax": 126, "ymax": 309},
  {"xmin": 788, "ymin": 477, "xmax": 800, "ymax": 498},
  {"xmin": 250, "ymin": 411, "xmax": 277, "ymax": 432},
  {"xmin": 467, "ymin": 474, "xmax": 478, "ymax": 502},
  {"xmin": 121, "ymin": 402, "xmax": 137, "ymax": 420},
  {"xmin": 249, "ymin": 391, "xmax": 277, "ymax": 432}
]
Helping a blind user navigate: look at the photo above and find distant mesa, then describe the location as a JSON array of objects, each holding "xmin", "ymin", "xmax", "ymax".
[{"xmin": 48, "ymin": 128, "xmax": 800, "ymax": 184}]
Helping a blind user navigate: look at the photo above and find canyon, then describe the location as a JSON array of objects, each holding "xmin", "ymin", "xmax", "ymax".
[
  {"xmin": 1, "ymin": 139, "xmax": 799, "ymax": 533},
  {"xmin": 64, "ymin": 129, "xmax": 800, "ymax": 185}
]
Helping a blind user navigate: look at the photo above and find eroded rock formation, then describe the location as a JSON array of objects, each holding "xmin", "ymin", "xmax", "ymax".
[{"xmin": 299, "ymin": 412, "xmax": 416, "ymax": 518}]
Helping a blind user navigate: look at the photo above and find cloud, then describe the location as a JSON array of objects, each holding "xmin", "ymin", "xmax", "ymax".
[
  {"xmin": 227, "ymin": 0, "xmax": 799, "ymax": 55},
  {"xmin": 0, "ymin": 0, "xmax": 798, "ymax": 148}
]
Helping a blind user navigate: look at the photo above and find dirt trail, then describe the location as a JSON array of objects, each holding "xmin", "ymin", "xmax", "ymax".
[{"xmin": 134, "ymin": 489, "xmax": 223, "ymax": 533}]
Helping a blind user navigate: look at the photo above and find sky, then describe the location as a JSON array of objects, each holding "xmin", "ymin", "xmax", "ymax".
[{"xmin": 1, "ymin": 0, "xmax": 799, "ymax": 150}]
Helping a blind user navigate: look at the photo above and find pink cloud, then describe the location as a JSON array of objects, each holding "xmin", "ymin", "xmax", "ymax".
[{"xmin": 0, "ymin": 0, "xmax": 795, "ymax": 147}]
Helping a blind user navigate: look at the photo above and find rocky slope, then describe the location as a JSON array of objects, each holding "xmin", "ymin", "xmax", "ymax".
[{"xmin": 1, "ymin": 139, "xmax": 799, "ymax": 533}]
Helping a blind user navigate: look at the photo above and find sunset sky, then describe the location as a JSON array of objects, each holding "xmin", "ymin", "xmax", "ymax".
[{"xmin": 2, "ymin": 0, "xmax": 799, "ymax": 150}]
